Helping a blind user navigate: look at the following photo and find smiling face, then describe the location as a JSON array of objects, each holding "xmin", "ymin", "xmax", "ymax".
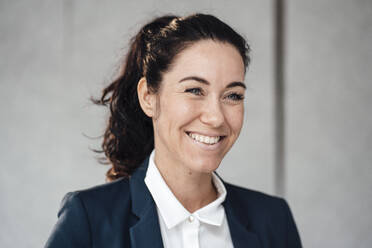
[{"xmin": 143, "ymin": 40, "xmax": 246, "ymax": 175}]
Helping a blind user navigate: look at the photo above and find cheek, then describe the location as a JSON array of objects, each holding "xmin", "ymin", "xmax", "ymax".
[
  {"xmin": 225, "ymin": 105, "xmax": 244, "ymax": 134},
  {"xmin": 159, "ymin": 95, "xmax": 199, "ymax": 129}
]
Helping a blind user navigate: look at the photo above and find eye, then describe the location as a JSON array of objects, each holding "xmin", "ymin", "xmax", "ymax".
[
  {"xmin": 226, "ymin": 93, "xmax": 244, "ymax": 102},
  {"xmin": 185, "ymin": 87, "xmax": 203, "ymax": 96}
]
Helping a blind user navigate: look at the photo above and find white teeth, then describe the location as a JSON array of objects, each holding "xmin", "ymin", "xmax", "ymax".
[{"xmin": 188, "ymin": 132, "xmax": 221, "ymax": 145}]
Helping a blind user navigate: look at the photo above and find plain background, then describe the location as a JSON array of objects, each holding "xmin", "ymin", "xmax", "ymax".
[{"xmin": 1, "ymin": 0, "xmax": 371, "ymax": 247}]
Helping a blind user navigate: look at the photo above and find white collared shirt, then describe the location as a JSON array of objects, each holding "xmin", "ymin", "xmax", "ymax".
[{"xmin": 144, "ymin": 150, "xmax": 234, "ymax": 248}]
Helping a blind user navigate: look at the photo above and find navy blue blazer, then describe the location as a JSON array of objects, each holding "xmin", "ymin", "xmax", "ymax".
[{"xmin": 45, "ymin": 157, "xmax": 302, "ymax": 248}]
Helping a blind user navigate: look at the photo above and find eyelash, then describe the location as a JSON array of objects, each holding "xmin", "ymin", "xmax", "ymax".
[
  {"xmin": 184, "ymin": 88, "xmax": 244, "ymax": 102},
  {"xmin": 185, "ymin": 88, "xmax": 203, "ymax": 96}
]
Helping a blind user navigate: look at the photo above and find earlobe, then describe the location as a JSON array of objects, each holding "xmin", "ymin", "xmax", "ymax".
[{"xmin": 137, "ymin": 77, "xmax": 155, "ymax": 117}]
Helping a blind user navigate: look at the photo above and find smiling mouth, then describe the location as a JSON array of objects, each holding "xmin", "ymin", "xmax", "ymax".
[{"xmin": 185, "ymin": 132, "xmax": 226, "ymax": 145}]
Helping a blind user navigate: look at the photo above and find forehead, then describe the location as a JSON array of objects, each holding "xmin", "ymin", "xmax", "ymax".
[{"xmin": 162, "ymin": 40, "xmax": 245, "ymax": 86}]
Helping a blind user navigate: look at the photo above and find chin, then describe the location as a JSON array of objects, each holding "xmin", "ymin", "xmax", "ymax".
[{"xmin": 186, "ymin": 156, "xmax": 222, "ymax": 174}]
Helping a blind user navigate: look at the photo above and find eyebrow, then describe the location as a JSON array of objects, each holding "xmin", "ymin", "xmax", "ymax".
[{"xmin": 179, "ymin": 76, "xmax": 246, "ymax": 89}]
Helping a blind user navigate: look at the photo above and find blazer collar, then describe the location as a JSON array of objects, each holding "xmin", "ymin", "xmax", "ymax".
[
  {"xmin": 219, "ymin": 175, "xmax": 262, "ymax": 248},
  {"xmin": 129, "ymin": 156, "xmax": 164, "ymax": 248},
  {"xmin": 129, "ymin": 157, "xmax": 261, "ymax": 248}
]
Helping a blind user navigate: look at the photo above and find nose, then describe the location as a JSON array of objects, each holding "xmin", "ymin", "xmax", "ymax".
[{"xmin": 200, "ymin": 98, "xmax": 225, "ymax": 128}]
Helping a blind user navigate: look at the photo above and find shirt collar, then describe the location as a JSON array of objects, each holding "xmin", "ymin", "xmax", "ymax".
[{"xmin": 144, "ymin": 150, "xmax": 227, "ymax": 229}]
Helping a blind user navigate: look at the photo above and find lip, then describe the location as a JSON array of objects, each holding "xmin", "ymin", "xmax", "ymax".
[{"xmin": 185, "ymin": 131, "xmax": 226, "ymax": 151}]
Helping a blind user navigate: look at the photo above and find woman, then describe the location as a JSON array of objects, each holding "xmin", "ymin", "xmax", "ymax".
[{"xmin": 46, "ymin": 13, "xmax": 302, "ymax": 248}]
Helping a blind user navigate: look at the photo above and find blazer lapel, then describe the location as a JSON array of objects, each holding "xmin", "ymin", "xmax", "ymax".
[
  {"xmin": 222, "ymin": 181, "xmax": 262, "ymax": 248},
  {"xmin": 129, "ymin": 157, "xmax": 164, "ymax": 248},
  {"xmin": 128, "ymin": 158, "xmax": 261, "ymax": 248}
]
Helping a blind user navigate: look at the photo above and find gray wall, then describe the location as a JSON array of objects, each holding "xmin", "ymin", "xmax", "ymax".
[
  {"xmin": 0, "ymin": 0, "xmax": 371, "ymax": 247},
  {"xmin": 287, "ymin": 1, "xmax": 372, "ymax": 246}
]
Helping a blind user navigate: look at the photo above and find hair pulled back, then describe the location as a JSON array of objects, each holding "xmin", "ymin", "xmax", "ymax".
[{"xmin": 94, "ymin": 13, "xmax": 251, "ymax": 181}]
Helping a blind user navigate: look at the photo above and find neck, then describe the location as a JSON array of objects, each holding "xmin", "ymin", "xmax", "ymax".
[{"xmin": 154, "ymin": 151, "xmax": 218, "ymax": 213}]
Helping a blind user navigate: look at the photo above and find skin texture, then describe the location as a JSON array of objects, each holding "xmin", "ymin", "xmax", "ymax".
[{"xmin": 137, "ymin": 40, "xmax": 246, "ymax": 212}]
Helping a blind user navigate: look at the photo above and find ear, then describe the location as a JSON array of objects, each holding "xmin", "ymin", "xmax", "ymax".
[{"xmin": 137, "ymin": 77, "xmax": 156, "ymax": 118}]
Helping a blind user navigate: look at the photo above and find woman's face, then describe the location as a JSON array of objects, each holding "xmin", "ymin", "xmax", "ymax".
[{"xmin": 152, "ymin": 40, "xmax": 246, "ymax": 174}]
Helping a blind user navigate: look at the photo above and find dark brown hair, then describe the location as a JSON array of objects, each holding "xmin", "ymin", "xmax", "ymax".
[{"xmin": 93, "ymin": 13, "xmax": 251, "ymax": 181}]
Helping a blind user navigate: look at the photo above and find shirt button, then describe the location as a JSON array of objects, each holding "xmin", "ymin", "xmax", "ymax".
[{"xmin": 188, "ymin": 215, "xmax": 195, "ymax": 222}]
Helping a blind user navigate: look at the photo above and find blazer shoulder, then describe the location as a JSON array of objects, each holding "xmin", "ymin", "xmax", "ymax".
[
  {"xmin": 75, "ymin": 177, "xmax": 129, "ymax": 197},
  {"xmin": 225, "ymin": 182, "xmax": 283, "ymax": 205},
  {"xmin": 70, "ymin": 177, "xmax": 131, "ymax": 210},
  {"xmin": 224, "ymin": 182, "xmax": 290, "ymax": 221},
  {"xmin": 224, "ymin": 182, "xmax": 302, "ymax": 247},
  {"xmin": 46, "ymin": 178, "xmax": 134, "ymax": 248}
]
